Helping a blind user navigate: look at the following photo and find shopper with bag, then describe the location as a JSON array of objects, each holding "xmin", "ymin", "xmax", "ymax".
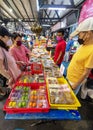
[{"xmin": 0, "ymin": 26, "xmax": 21, "ymax": 99}]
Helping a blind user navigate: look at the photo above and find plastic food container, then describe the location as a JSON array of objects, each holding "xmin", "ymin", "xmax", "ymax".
[
  {"xmin": 3, "ymin": 84, "xmax": 50, "ymax": 113},
  {"xmin": 17, "ymin": 72, "xmax": 46, "ymax": 87},
  {"xmin": 46, "ymin": 77, "xmax": 81, "ymax": 110}
]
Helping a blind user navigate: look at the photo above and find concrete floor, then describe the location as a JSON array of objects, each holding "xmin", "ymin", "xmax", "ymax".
[{"xmin": 0, "ymin": 91, "xmax": 93, "ymax": 130}]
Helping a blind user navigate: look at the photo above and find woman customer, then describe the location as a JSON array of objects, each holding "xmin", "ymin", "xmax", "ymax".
[
  {"xmin": 0, "ymin": 26, "xmax": 21, "ymax": 98},
  {"xmin": 9, "ymin": 33, "xmax": 35, "ymax": 71}
]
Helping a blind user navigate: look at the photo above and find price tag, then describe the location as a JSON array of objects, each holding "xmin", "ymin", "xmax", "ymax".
[{"xmin": 60, "ymin": 64, "xmax": 65, "ymax": 76}]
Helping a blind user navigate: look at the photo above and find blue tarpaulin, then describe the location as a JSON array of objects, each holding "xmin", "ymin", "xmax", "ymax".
[{"xmin": 5, "ymin": 109, "xmax": 81, "ymax": 120}]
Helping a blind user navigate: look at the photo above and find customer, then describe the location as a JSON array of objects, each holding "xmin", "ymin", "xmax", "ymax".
[
  {"xmin": 64, "ymin": 36, "xmax": 74, "ymax": 62},
  {"xmin": 54, "ymin": 30, "xmax": 66, "ymax": 67},
  {"xmin": 9, "ymin": 33, "xmax": 32, "ymax": 70},
  {"xmin": 67, "ymin": 17, "xmax": 93, "ymax": 95},
  {"xmin": 0, "ymin": 26, "xmax": 21, "ymax": 98}
]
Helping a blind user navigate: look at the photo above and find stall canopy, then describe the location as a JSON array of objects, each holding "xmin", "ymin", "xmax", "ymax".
[{"xmin": 0, "ymin": 0, "xmax": 85, "ymax": 31}]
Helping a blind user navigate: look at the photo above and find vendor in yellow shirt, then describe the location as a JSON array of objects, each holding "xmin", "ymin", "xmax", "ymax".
[{"xmin": 67, "ymin": 17, "xmax": 93, "ymax": 94}]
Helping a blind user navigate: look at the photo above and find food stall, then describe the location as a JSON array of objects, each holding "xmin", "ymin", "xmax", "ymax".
[{"xmin": 4, "ymin": 46, "xmax": 81, "ymax": 123}]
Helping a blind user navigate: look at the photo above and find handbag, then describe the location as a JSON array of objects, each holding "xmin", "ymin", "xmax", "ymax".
[
  {"xmin": 1, "ymin": 48, "xmax": 15, "ymax": 82},
  {"xmin": 86, "ymin": 77, "xmax": 93, "ymax": 89},
  {"xmin": 1, "ymin": 48, "xmax": 8, "ymax": 70}
]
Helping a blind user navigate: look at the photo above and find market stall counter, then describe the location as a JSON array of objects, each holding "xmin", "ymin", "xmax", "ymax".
[
  {"xmin": 4, "ymin": 46, "xmax": 81, "ymax": 125},
  {"xmin": 5, "ymin": 109, "xmax": 81, "ymax": 120}
]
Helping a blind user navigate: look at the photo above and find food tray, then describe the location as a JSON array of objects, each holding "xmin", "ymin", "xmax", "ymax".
[
  {"xmin": 46, "ymin": 77, "xmax": 81, "ymax": 110},
  {"xmin": 31, "ymin": 62, "xmax": 43, "ymax": 74},
  {"xmin": 17, "ymin": 72, "xmax": 46, "ymax": 86},
  {"xmin": 25, "ymin": 63, "xmax": 43, "ymax": 73},
  {"xmin": 3, "ymin": 84, "xmax": 50, "ymax": 113}
]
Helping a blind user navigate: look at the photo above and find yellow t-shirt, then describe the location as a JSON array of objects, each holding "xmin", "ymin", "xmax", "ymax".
[{"xmin": 67, "ymin": 44, "xmax": 93, "ymax": 83}]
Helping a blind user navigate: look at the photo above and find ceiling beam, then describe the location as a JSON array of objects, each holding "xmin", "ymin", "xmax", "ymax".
[
  {"xmin": 44, "ymin": 10, "xmax": 54, "ymax": 25},
  {"xmin": 53, "ymin": 0, "xmax": 85, "ymax": 27},
  {"xmin": 40, "ymin": 18, "xmax": 61, "ymax": 21},
  {"xmin": 20, "ymin": 0, "xmax": 31, "ymax": 26},
  {"xmin": 20, "ymin": 0, "xmax": 30, "ymax": 20},
  {"xmin": 49, "ymin": 10, "xmax": 52, "ymax": 16},
  {"xmin": 44, "ymin": 10, "xmax": 51, "ymax": 19},
  {"xmin": 0, "ymin": 9, "xmax": 9, "ymax": 18},
  {"xmin": 52, "ymin": 11, "xmax": 60, "ymax": 24},
  {"xmin": 0, "ymin": 5, "xmax": 15, "ymax": 18},
  {"xmin": 11, "ymin": 0, "xmax": 24, "ymax": 19},
  {"xmin": 41, "ymin": 22, "xmax": 53, "ymax": 25},
  {"xmin": 55, "ymin": 10, "xmax": 60, "ymax": 19},
  {"xmin": 0, "ymin": 16, "xmax": 4, "ymax": 21},
  {"xmin": 1, "ymin": 18, "xmax": 61, "ymax": 23},
  {"xmin": 42, "ymin": 0, "xmax": 53, "ymax": 19},
  {"xmin": 26, "ymin": 18, "xmax": 61, "ymax": 20},
  {"xmin": 44, "ymin": 10, "xmax": 50, "ymax": 18},
  {"xmin": 38, "ymin": 0, "xmax": 44, "ymax": 7},
  {"xmin": 53, "ymin": 13, "xmax": 56, "ymax": 19},
  {"xmin": 40, "ymin": 4, "xmax": 75, "ymax": 9},
  {"xmin": 2, "ymin": 18, "xmax": 61, "ymax": 20},
  {"xmin": 70, "ymin": 0, "xmax": 74, "ymax": 6},
  {"xmin": 1, "ymin": 18, "xmax": 35, "ymax": 22},
  {"xmin": 28, "ymin": 0, "xmax": 35, "ymax": 19},
  {"xmin": 36, "ymin": 12, "xmax": 41, "ymax": 24},
  {"xmin": 3, "ymin": 0, "xmax": 20, "ymax": 18}
]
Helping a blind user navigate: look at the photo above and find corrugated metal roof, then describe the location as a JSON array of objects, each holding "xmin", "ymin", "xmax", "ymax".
[{"xmin": 0, "ymin": 0, "xmax": 85, "ymax": 31}]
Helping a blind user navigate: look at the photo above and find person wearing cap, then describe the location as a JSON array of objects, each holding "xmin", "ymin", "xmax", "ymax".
[
  {"xmin": 0, "ymin": 26, "xmax": 21, "ymax": 98},
  {"xmin": 67, "ymin": 17, "xmax": 93, "ymax": 95}
]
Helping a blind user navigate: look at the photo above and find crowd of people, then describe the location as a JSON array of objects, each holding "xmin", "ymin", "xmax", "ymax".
[
  {"xmin": 47, "ymin": 18, "xmax": 93, "ymax": 103},
  {"xmin": 0, "ymin": 16, "xmax": 93, "ymax": 104},
  {"xmin": 0, "ymin": 26, "xmax": 21, "ymax": 98},
  {"xmin": 0, "ymin": 26, "xmax": 36, "ymax": 100}
]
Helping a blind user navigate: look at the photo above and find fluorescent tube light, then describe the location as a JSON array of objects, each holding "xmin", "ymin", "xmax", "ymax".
[
  {"xmin": 36, "ymin": 0, "xmax": 39, "ymax": 11},
  {"xmin": 48, "ymin": 8, "xmax": 66, "ymax": 10},
  {"xmin": 42, "ymin": 24, "xmax": 51, "ymax": 27}
]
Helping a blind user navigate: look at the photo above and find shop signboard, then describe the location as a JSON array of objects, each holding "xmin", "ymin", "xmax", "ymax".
[{"xmin": 79, "ymin": 0, "xmax": 93, "ymax": 23}]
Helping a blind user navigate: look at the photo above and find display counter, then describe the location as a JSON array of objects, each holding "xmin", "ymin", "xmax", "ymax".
[
  {"xmin": 5, "ymin": 109, "xmax": 81, "ymax": 120},
  {"xmin": 4, "ymin": 46, "xmax": 81, "ymax": 122}
]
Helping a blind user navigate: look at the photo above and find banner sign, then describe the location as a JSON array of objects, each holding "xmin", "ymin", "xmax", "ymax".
[{"xmin": 79, "ymin": 0, "xmax": 93, "ymax": 23}]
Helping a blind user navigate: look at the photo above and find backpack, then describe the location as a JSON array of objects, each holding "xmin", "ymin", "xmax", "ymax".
[{"xmin": 86, "ymin": 69, "xmax": 93, "ymax": 89}]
